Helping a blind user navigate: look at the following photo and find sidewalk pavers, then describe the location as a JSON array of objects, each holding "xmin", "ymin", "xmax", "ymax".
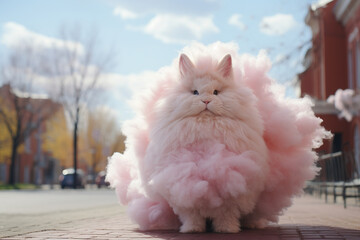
[{"xmin": 1, "ymin": 195, "xmax": 359, "ymax": 240}]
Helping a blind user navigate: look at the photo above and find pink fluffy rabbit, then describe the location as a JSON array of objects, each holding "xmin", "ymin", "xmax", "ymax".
[{"xmin": 106, "ymin": 42, "xmax": 330, "ymax": 233}]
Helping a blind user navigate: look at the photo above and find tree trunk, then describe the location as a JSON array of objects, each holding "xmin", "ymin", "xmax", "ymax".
[
  {"xmin": 9, "ymin": 139, "xmax": 19, "ymax": 185},
  {"xmin": 92, "ymin": 155, "xmax": 96, "ymax": 184},
  {"xmin": 73, "ymin": 107, "xmax": 79, "ymax": 189}
]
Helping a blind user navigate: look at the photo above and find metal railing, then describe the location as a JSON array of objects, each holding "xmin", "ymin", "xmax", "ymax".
[{"xmin": 307, "ymin": 151, "xmax": 360, "ymax": 208}]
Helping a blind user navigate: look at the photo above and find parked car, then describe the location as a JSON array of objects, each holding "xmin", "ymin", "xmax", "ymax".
[
  {"xmin": 59, "ymin": 168, "xmax": 86, "ymax": 189},
  {"xmin": 95, "ymin": 171, "xmax": 110, "ymax": 188}
]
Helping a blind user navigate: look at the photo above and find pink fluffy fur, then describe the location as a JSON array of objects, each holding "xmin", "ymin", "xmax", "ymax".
[{"xmin": 106, "ymin": 42, "xmax": 331, "ymax": 233}]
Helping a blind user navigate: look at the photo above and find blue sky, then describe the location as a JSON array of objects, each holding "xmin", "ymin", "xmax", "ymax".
[{"xmin": 0, "ymin": 0, "xmax": 320, "ymax": 124}]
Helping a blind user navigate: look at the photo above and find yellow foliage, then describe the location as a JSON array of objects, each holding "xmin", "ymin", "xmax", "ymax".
[
  {"xmin": 112, "ymin": 132, "xmax": 126, "ymax": 154},
  {"xmin": 0, "ymin": 123, "xmax": 11, "ymax": 164},
  {"xmin": 42, "ymin": 106, "xmax": 126, "ymax": 172},
  {"xmin": 0, "ymin": 97, "xmax": 14, "ymax": 164},
  {"xmin": 42, "ymin": 108, "xmax": 73, "ymax": 168},
  {"xmin": 86, "ymin": 107, "xmax": 123, "ymax": 173},
  {"xmin": 77, "ymin": 127, "xmax": 92, "ymax": 169}
]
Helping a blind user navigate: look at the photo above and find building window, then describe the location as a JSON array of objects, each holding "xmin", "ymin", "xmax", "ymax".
[
  {"xmin": 348, "ymin": 49, "xmax": 354, "ymax": 89},
  {"xmin": 0, "ymin": 163, "xmax": 6, "ymax": 183},
  {"xmin": 24, "ymin": 165, "xmax": 30, "ymax": 183},
  {"xmin": 354, "ymin": 125, "xmax": 360, "ymax": 178},
  {"xmin": 332, "ymin": 133, "xmax": 342, "ymax": 153},
  {"xmin": 357, "ymin": 41, "xmax": 360, "ymax": 89},
  {"xmin": 25, "ymin": 135, "xmax": 31, "ymax": 154}
]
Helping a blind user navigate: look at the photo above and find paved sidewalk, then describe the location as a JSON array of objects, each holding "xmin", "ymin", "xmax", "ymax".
[{"xmin": 1, "ymin": 195, "xmax": 360, "ymax": 240}]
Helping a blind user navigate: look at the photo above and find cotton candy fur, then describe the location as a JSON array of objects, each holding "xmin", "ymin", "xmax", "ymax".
[
  {"xmin": 106, "ymin": 42, "xmax": 330, "ymax": 231},
  {"xmin": 327, "ymin": 88, "xmax": 360, "ymax": 122}
]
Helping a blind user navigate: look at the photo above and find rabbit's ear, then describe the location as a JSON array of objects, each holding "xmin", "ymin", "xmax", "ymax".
[
  {"xmin": 217, "ymin": 54, "xmax": 233, "ymax": 79},
  {"xmin": 179, "ymin": 54, "xmax": 195, "ymax": 78}
]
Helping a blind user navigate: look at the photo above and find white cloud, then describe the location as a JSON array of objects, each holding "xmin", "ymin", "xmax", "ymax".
[
  {"xmin": 97, "ymin": 70, "xmax": 161, "ymax": 121},
  {"xmin": 260, "ymin": 14, "xmax": 297, "ymax": 36},
  {"xmin": 143, "ymin": 14, "xmax": 219, "ymax": 44},
  {"xmin": 99, "ymin": 71, "xmax": 160, "ymax": 93},
  {"xmin": 1, "ymin": 22, "xmax": 84, "ymax": 53},
  {"xmin": 111, "ymin": 1, "xmax": 220, "ymax": 44},
  {"xmin": 311, "ymin": 0, "xmax": 333, "ymax": 11},
  {"xmin": 112, "ymin": 0, "xmax": 219, "ymax": 17},
  {"xmin": 228, "ymin": 14, "xmax": 246, "ymax": 31},
  {"xmin": 113, "ymin": 6, "xmax": 138, "ymax": 19}
]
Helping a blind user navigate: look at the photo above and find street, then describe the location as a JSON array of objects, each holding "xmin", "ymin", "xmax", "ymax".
[
  {"xmin": 1, "ymin": 189, "xmax": 360, "ymax": 239},
  {"xmin": 0, "ymin": 188, "xmax": 117, "ymax": 214},
  {"xmin": 0, "ymin": 188, "xmax": 122, "ymax": 238}
]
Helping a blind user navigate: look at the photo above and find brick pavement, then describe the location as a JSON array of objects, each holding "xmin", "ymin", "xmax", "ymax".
[{"xmin": 1, "ymin": 195, "xmax": 360, "ymax": 240}]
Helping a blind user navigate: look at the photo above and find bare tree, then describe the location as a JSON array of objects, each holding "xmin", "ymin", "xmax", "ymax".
[
  {"xmin": 0, "ymin": 46, "xmax": 60, "ymax": 185},
  {"xmin": 48, "ymin": 26, "xmax": 113, "ymax": 189}
]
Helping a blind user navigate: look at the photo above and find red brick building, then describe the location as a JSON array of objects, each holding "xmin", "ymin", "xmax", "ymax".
[
  {"xmin": 299, "ymin": 0, "xmax": 360, "ymax": 177},
  {"xmin": 0, "ymin": 84, "xmax": 62, "ymax": 185}
]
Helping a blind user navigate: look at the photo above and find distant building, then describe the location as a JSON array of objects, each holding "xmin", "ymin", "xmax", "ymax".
[
  {"xmin": 298, "ymin": 0, "xmax": 360, "ymax": 177},
  {"xmin": 0, "ymin": 84, "xmax": 63, "ymax": 185}
]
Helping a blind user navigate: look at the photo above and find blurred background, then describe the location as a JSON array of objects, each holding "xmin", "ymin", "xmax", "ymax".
[{"xmin": 0, "ymin": 0, "xmax": 359, "ymax": 194}]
